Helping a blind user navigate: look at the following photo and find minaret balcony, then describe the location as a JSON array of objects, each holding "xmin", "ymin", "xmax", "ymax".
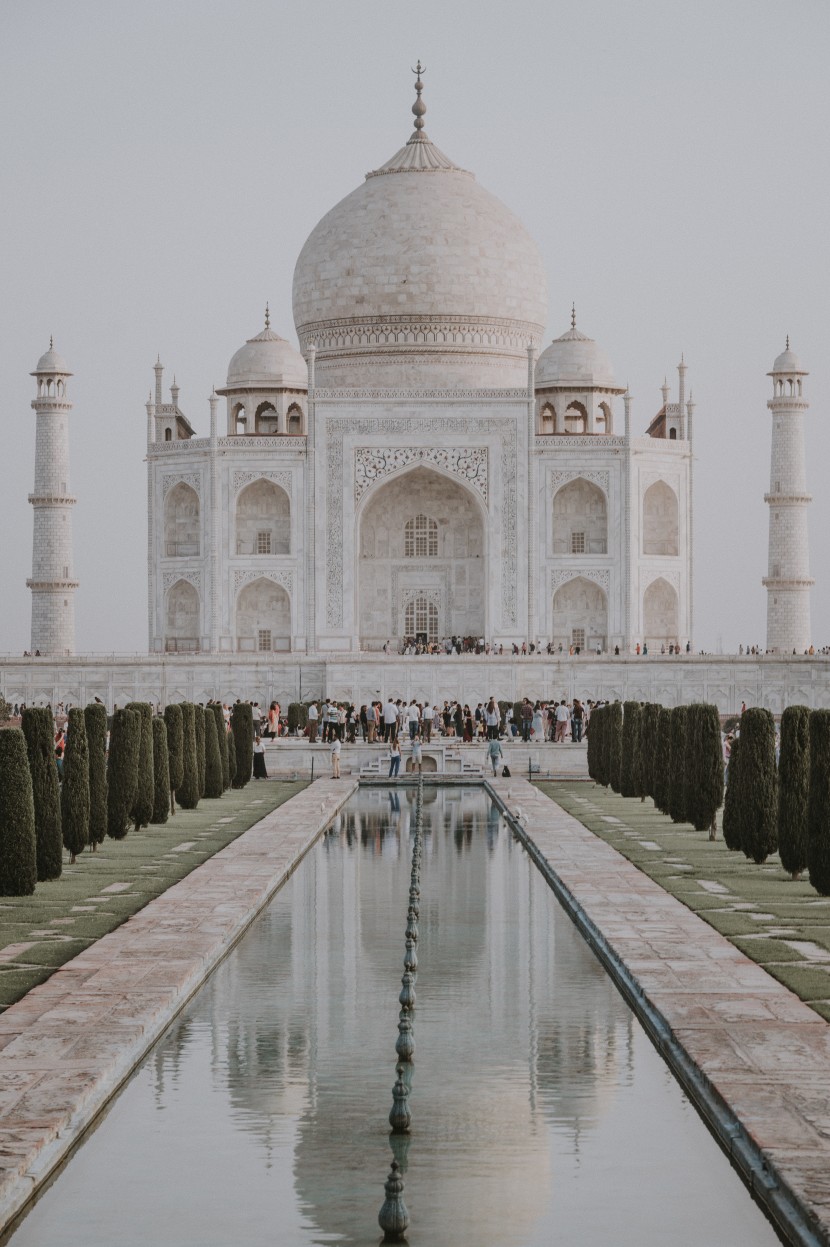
[
  {"xmin": 763, "ymin": 492, "xmax": 811, "ymax": 505},
  {"xmin": 26, "ymin": 578, "xmax": 80, "ymax": 591},
  {"xmin": 761, "ymin": 575, "xmax": 815, "ymax": 589},
  {"xmin": 28, "ymin": 493, "xmax": 77, "ymax": 506}
]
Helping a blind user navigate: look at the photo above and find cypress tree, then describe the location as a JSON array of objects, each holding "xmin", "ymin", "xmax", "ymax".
[
  {"xmin": 654, "ymin": 708, "xmax": 673, "ymax": 815},
  {"xmin": 231, "ymin": 702, "xmax": 254, "ymax": 789},
  {"xmin": 0, "ymin": 729, "xmax": 37, "ymax": 896},
  {"xmin": 722, "ymin": 733, "xmax": 743, "ymax": 851},
  {"xmin": 61, "ymin": 707, "xmax": 90, "ymax": 863},
  {"xmin": 194, "ymin": 705, "xmax": 206, "ymax": 798},
  {"xmin": 586, "ymin": 704, "xmax": 598, "ymax": 781},
  {"xmin": 151, "ymin": 717, "xmax": 171, "ymax": 825},
  {"xmin": 177, "ymin": 703, "xmax": 200, "ymax": 810},
  {"xmin": 638, "ymin": 703, "xmax": 661, "ymax": 802},
  {"xmin": 668, "ymin": 706, "xmax": 689, "ymax": 824},
  {"xmin": 607, "ymin": 702, "xmax": 623, "ymax": 794},
  {"xmin": 21, "ymin": 707, "xmax": 63, "ymax": 881},
  {"xmin": 807, "ymin": 710, "xmax": 830, "ymax": 895},
  {"xmin": 685, "ymin": 704, "xmax": 725, "ymax": 838},
  {"xmin": 84, "ymin": 703, "xmax": 108, "ymax": 850},
  {"xmin": 737, "ymin": 707, "xmax": 778, "ymax": 865},
  {"xmin": 620, "ymin": 701, "xmax": 641, "ymax": 799},
  {"xmin": 164, "ymin": 703, "xmax": 184, "ymax": 812},
  {"xmin": 778, "ymin": 705, "xmax": 810, "ymax": 880},
  {"xmin": 227, "ymin": 721, "xmax": 237, "ymax": 787},
  {"xmin": 209, "ymin": 703, "xmax": 230, "ymax": 790},
  {"xmin": 204, "ymin": 708, "xmax": 224, "ymax": 799},
  {"xmin": 596, "ymin": 706, "xmax": 609, "ymax": 787},
  {"xmin": 125, "ymin": 702, "xmax": 154, "ymax": 830},
  {"xmin": 107, "ymin": 707, "xmax": 141, "ymax": 840}
]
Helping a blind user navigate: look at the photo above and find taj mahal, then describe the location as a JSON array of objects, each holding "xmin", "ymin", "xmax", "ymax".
[{"xmin": 5, "ymin": 69, "xmax": 822, "ymax": 714}]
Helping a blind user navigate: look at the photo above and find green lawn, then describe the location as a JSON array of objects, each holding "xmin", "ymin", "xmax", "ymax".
[
  {"xmin": 537, "ymin": 781, "xmax": 830, "ymax": 1022},
  {"xmin": 0, "ymin": 780, "xmax": 307, "ymax": 1011}
]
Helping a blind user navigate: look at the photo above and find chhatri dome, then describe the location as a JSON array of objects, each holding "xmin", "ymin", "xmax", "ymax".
[
  {"xmin": 226, "ymin": 307, "xmax": 308, "ymax": 389},
  {"xmin": 535, "ymin": 311, "xmax": 617, "ymax": 389},
  {"xmin": 292, "ymin": 64, "xmax": 548, "ymax": 387}
]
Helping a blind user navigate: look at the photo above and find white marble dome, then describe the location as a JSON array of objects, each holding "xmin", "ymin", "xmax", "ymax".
[
  {"xmin": 32, "ymin": 344, "xmax": 71, "ymax": 376},
  {"xmin": 226, "ymin": 324, "xmax": 307, "ymax": 390},
  {"xmin": 536, "ymin": 324, "xmax": 616, "ymax": 389},
  {"xmin": 770, "ymin": 343, "xmax": 806, "ymax": 376},
  {"xmin": 292, "ymin": 121, "xmax": 548, "ymax": 388}
]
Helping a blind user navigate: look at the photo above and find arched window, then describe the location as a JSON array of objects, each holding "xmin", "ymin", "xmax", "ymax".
[
  {"xmin": 235, "ymin": 478, "xmax": 290, "ymax": 555},
  {"xmin": 669, "ymin": 427, "xmax": 677, "ymax": 440},
  {"xmin": 552, "ymin": 577, "xmax": 608, "ymax": 652},
  {"xmin": 164, "ymin": 428, "xmax": 172, "ymax": 441},
  {"xmin": 404, "ymin": 514, "xmax": 438, "ymax": 558},
  {"xmin": 255, "ymin": 402, "xmax": 278, "ymax": 434},
  {"xmin": 287, "ymin": 404, "xmax": 303, "ymax": 434},
  {"xmin": 643, "ymin": 481, "xmax": 679, "ymax": 555},
  {"xmin": 643, "ymin": 577, "xmax": 679, "ymax": 646},
  {"xmin": 165, "ymin": 579, "xmax": 200, "ymax": 652},
  {"xmin": 233, "ymin": 403, "xmax": 247, "ymax": 434},
  {"xmin": 540, "ymin": 403, "xmax": 555, "ymax": 434},
  {"xmin": 565, "ymin": 401, "xmax": 587, "ymax": 434},
  {"xmin": 552, "ymin": 478, "xmax": 607, "ymax": 554},
  {"xmin": 597, "ymin": 401, "xmax": 612, "ymax": 434},
  {"xmin": 236, "ymin": 577, "xmax": 291, "ymax": 652},
  {"xmin": 164, "ymin": 482, "xmax": 200, "ymax": 557},
  {"xmin": 404, "ymin": 596, "xmax": 439, "ymax": 641}
]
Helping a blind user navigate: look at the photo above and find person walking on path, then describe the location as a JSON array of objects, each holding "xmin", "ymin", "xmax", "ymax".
[
  {"xmin": 330, "ymin": 735, "xmax": 341, "ymax": 779},
  {"xmin": 487, "ymin": 736, "xmax": 504, "ymax": 777},
  {"xmin": 388, "ymin": 738, "xmax": 401, "ymax": 779}
]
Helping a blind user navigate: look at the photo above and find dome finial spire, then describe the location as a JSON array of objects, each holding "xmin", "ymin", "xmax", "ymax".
[
  {"xmin": 411, "ymin": 60, "xmax": 427, "ymax": 136},
  {"xmin": 265, "ymin": 302, "xmax": 270, "ymax": 330},
  {"xmin": 786, "ymin": 333, "xmax": 790, "ymax": 350},
  {"xmin": 49, "ymin": 335, "xmax": 53, "ymax": 350},
  {"xmin": 571, "ymin": 303, "xmax": 576, "ymax": 331}
]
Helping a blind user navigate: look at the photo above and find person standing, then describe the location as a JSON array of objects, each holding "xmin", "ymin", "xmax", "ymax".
[
  {"xmin": 366, "ymin": 700, "xmax": 377, "ymax": 743},
  {"xmin": 307, "ymin": 700, "xmax": 319, "ymax": 742},
  {"xmin": 571, "ymin": 699, "xmax": 584, "ymax": 743},
  {"xmin": 330, "ymin": 735, "xmax": 341, "ymax": 778},
  {"xmin": 487, "ymin": 736, "xmax": 504, "ymax": 776},
  {"xmin": 554, "ymin": 699, "xmax": 570, "ymax": 742},
  {"xmin": 485, "ymin": 698, "xmax": 500, "ymax": 740},
  {"xmin": 410, "ymin": 737, "xmax": 423, "ymax": 774},
  {"xmin": 383, "ymin": 698, "xmax": 398, "ymax": 742},
  {"xmin": 407, "ymin": 698, "xmax": 420, "ymax": 741},
  {"xmin": 520, "ymin": 698, "xmax": 533, "ymax": 742},
  {"xmin": 421, "ymin": 701, "xmax": 433, "ymax": 742},
  {"xmin": 388, "ymin": 737, "xmax": 401, "ymax": 778},
  {"xmin": 253, "ymin": 736, "xmax": 268, "ymax": 779}
]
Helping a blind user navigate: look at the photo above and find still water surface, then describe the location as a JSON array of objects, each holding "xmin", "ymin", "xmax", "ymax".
[{"xmin": 8, "ymin": 787, "xmax": 780, "ymax": 1246}]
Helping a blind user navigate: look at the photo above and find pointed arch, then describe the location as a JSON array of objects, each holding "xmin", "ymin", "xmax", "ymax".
[
  {"xmin": 164, "ymin": 482, "xmax": 200, "ymax": 557},
  {"xmin": 235, "ymin": 478, "xmax": 290, "ymax": 555},
  {"xmin": 255, "ymin": 401, "xmax": 278, "ymax": 434},
  {"xmin": 165, "ymin": 579, "xmax": 200, "ymax": 652},
  {"xmin": 643, "ymin": 481, "xmax": 679, "ymax": 555},
  {"xmin": 552, "ymin": 576, "xmax": 608, "ymax": 651},
  {"xmin": 564, "ymin": 401, "xmax": 587, "ymax": 434},
  {"xmin": 287, "ymin": 403, "xmax": 304, "ymax": 434},
  {"xmin": 236, "ymin": 576, "xmax": 291, "ymax": 652},
  {"xmin": 552, "ymin": 478, "xmax": 607, "ymax": 554},
  {"xmin": 643, "ymin": 577, "xmax": 678, "ymax": 646},
  {"xmin": 539, "ymin": 402, "xmax": 555, "ymax": 435}
]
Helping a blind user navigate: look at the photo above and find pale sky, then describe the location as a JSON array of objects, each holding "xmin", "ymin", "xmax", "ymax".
[{"xmin": 1, "ymin": 0, "xmax": 828, "ymax": 654}]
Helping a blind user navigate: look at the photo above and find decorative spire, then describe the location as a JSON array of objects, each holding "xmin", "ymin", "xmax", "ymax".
[
  {"xmin": 49, "ymin": 335, "xmax": 53, "ymax": 350},
  {"xmin": 571, "ymin": 303, "xmax": 576, "ymax": 331},
  {"xmin": 265, "ymin": 302, "xmax": 270, "ymax": 330},
  {"xmin": 786, "ymin": 334, "xmax": 790, "ymax": 350},
  {"xmin": 411, "ymin": 61, "xmax": 427, "ymax": 135}
]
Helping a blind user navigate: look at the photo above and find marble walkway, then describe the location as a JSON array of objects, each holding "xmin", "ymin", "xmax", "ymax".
[
  {"xmin": 0, "ymin": 778, "xmax": 357, "ymax": 1236},
  {"xmin": 490, "ymin": 777, "xmax": 830, "ymax": 1247}
]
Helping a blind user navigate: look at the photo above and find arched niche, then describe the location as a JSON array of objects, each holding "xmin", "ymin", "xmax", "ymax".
[
  {"xmin": 552, "ymin": 478, "xmax": 607, "ymax": 555},
  {"xmin": 643, "ymin": 577, "xmax": 678, "ymax": 646},
  {"xmin": 164, "ymin": 482, "xmax": 200, "ymax": 558},
  {"xmin": 539, "ymin": 403, "xmax": 555, "ymax": 435},
  {"xmin": 235, "ymin": 479, "xmax": 290, "ymax": 556},
  {"xmin": 287, "ymin": 403, "xmax": 303, "ymax": 434},
  {"xmin": 597, "ymin": 401, "xmax": 612, "ymax": 433},
  {"xmin": 552, "ymin": 576, "xmax": 608, "ymax": 652},
  {"xmin": 236, "ymin": 577, "xmax": 291, "ymax": 652},
  {"xmin": 165, "ymin": 579, "xmax": 200, "ymax": 652},
  {"xmin": 255, "ymin": 401, "xmax": 278, "ymax": 434},
  {"xmin": 233, "ymin": 403, "xmax": 247, "ymax": 434},
  {"xmin": 357, "ymin": 465, "xmax": 485, "ymax": 647},
  {"xmin": 564, "ymin": 401, "xmax": 587, "ymax": 434},
  {"xmin": 643, "ymin": 481, "xmax": 679, "ymax": 555}
]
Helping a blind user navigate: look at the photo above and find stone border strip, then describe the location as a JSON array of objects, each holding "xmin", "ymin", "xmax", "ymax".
[
  {"xmin": 0, "ymin": 779, "xmax": 357, "ymax": 1237},
  {"xmin": 488, "ymin": 778, "xmax": 830, "ymax": 1247}
]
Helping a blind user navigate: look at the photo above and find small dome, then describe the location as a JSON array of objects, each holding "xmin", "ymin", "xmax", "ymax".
[
  {"xmin": 770, "ymin": 342, "xmax": 806, "ymax": 376},
  {"xmin": 32, "ymin": 343, "xmax": 71, "ymax": 376},
  {"xmin": 226, "ymin": 324, "xmax": 307, "ymax": 390},
  {"xmin": 536, "ymin": 324, "xmax": 616, "ymax": 389}
]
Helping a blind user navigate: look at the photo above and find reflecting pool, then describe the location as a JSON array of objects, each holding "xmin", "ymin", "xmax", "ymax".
[{"xmin": 6, "ymin": 787, "xmax": 780, "ymax": 1246}]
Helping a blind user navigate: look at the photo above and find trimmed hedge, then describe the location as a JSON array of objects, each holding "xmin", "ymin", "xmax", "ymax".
[
  {"xmin": 638, "ymin": 703, "xmax": 661, "ymax": 802},
  {"xmin": 164, "ymin": 703, "xmax": 184, "ymax": 810},
  {"xmin": 177, "ymin": 703, "xmax": 200, "ymax": 810},
  {"xmin": 807, "ymin": 710, "xmax": 830, "ymax": 895},
  {"xmin": 608, "ymin": 702, "xmax": 623, "ymax": 794},
  {"xmin": 722, "ymin": 733, "xmax": 743, "ymax": 852},
  {"xmin": 685, "ymin": 704, "xmax": 724, "ymax": 837},
  {"xmin": 231, "ymin": 703, "xmax": 254, "ymax": 789},
  {"xmin": 287, "ymin": 702, "xmax": 308, "ymax": 734},
  {"xmin": 654, "ymin": 708, "xmax": 673, "ymax": 816},
  {"xmin": 61, "ymin": 707, "xmax": 90, "ymax": 862},
  {"xmin": 620, "ymin": 702, "xmax": 641, "ymax": 799},
  {"xmin": 778, "ymin": 705, "xmax": 810, "ymax": 880},
  {"xmin": 736, "ymin": 707, "xmax": 778, "ymax": 864},
  {"xmin": 0, "ymin": 729, "xmax": 37, "ymax": 896},
  {"xmin": 125, "ymin": 702, "xmax": 154, "ymax": 830},
  {"xmin": 84, "ymin": 703, "xmax": 108, "ymax": 849},
  {"xmin": 668, "ymin": 706, "xmax": 689, "ymax": 824},
  {"xmin": 209, "ymin": 703, "xmax": 230, "ymax": 790},
  {"xmin": 194, "ymin": 705, "xmax": 206, "ymax": 799},
  {"xmin": 107, "ymin": 708, "xmax": 141, "ymax": 840},
  {"xmin": 21, "ymin": 707, "xmax": 63, "ymax": 881},
  {"xmin": 204, "ymin": 709, "xmax": 224, "ymax": 799},
  {"xmin": 151, "ymin": 717, "xmax": 171, "ymax": 825},
  {"xmin": 227, "ymin": 723, "xmax": 237, "ymax": 787}
]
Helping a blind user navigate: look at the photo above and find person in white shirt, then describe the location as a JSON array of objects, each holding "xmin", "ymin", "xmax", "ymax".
[
  {"xmin": 330, "ymin": 735, "xmax": 341, "ymax": 778},
  {"xmin": 307, "ymin": 701, "xmax": 319, "ymax": 742},
  {"xmin": 554, "ymin": 699, "xmax": 571, "ymax": 742},
  {"xmin": 383, "ymin": 699, "xmax": 398, "ymax": 743},
  {"xmin": 406, "ymin": 699, "xmax": 420, "ymax": 741},
  {"xmin": 421, "ymin": 702, "xmax": 433, "ymax": 743}
]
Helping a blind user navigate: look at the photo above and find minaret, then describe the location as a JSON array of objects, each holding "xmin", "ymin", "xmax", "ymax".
[
  {"xmin": 763, "ymin": 340, "xmax": 813, "ymax": 653},
  {"xmin": 27, "ymin": 342, "xmax": 78, "ymax": 654}
]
